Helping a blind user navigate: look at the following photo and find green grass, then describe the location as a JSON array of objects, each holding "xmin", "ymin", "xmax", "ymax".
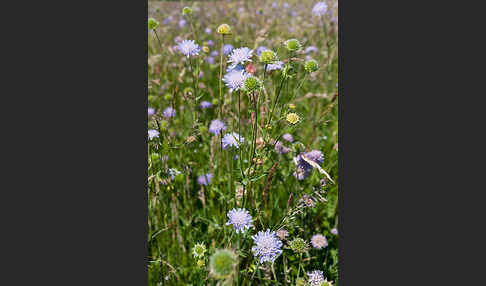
[{"xmin": 148, "ymin": 1, "xmax": 338, "ymax": 285}]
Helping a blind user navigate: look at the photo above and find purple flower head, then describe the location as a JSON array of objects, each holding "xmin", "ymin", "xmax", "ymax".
[
  {"xmin": 307, "ymin": 270, "xmax": 325, "ymax": 286},
  {"xmin": 305, "ymin": 150, "xmax": 324, "ymax": 165},
  {"xmin": 226, "ymin": 208, "xmax": 253, "ymax": 233},
  {"xmin": 197, "ymin": 173, "xmax": 213, "ymax": 186},
  {"xmin": 207, "ymin": 40, "xmax": 214, "ymax": 46},
  {"xmin": 168, "ymin": 168, "xmax": 181, "ymax": 180},
  {"xmin": 251, "ymin": 229, "xmax": 283, "ymax": 263},
  {"xmin": 200, "ymin": 101, "xmax": 213, "ymax": 109},
  {"xmin": 223, "ymin": 69, "xmax": 250, "ymax": 92},
  {"xmin": 206, "ymin": 56, "xmax": 215, "ymax": 64},
  {"xmin": 283, "ymin": 2, "xmax": 289, "ymax": 8},
  {"xmin": 178, "ymin": 19, "xmax": 187, "ymax": 28},
  {"xmin": 256, "ymin": 46, "xmax": 269, "ymax": 57},
  {"xmin": 209, "ymin": 119, "xmax": 226, "ymax": 134},
  {"xmin": 148, "ymin": 129, "xmax": 159, "ymax": 140},
  {"xmin": 275, "ymin": 141, "xmax": 290, "ymax": 154},
  {"xmin": 290, "ymin": 11, "xmax": 297, "ymax": 17},
  {"xmin": 228, "ymin": 47, "xmax": 253, "ymax": 69},
  {"xmin": 162, "ymin": 15, "xmax": 173, "ymax": 25},
  {"xmin": 222, "ymin": 132, "xmax": 244, "ymax": 149},
  {"xmin": 163, "ymin": 107, "xmax": 176, "ymax": 118},
  {"xmin": 226, "ymin": 64, "xmax": 244, "ymax": 73},
  {"xmin": 305, "ymin": 46, "xmax": 319, "ymax": 54},
  {"xmin": 205, "ymin": 27, "xmax": 211, "ymax": 34},
  {"xmin": 148, "ymin": 107, "xmax": 155, "ymax": 116},
  {"xmin": 211, "ymin": 50, "xmax": 219, "ymax": 57},
  {"xmin": 311, "ymin": 234, "xmax": 328, "ymax": 249},
  {"xmin": 267, "ymin": 61, "xmax": 283, "ymax": 72},
  {"xmin": 177, "ymin": 40, "xmax": 201, "ymax": 57},
  {"xmin": 331, "ymin": 228, "xmax": 338, "ymax": 235},
  {"xmin": 223, "ymin": 44, "xmax": 234, "ymax": 55},
  {"xmin": 293, "ymin": 150, "xmax": 324, "ymax": 180},
  {"xmin": 312, "ymin": 2, "xmax": 328, "ymax": 17},
  {"xmin": 282, "ymin": 133, "xmax": 294, "ymax": 142}
]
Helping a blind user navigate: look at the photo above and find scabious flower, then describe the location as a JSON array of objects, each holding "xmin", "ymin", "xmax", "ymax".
[
  {"xmin": 305, "ymin": 46, "xmax": 319, "ymax": 53},
  {"xmin": 312, "ymin": 2, "xmax": 328, "ymax": 17},
  {"xmin": 259, "ymin": 50, "xmax": 278, "ymax": 64},
  {"xmin": 148, "ymin": 129, "xmax": 159, "ymax": 140},
  {"xmin": 267, "ymin": 61, "xmax": 283, "ymax": 71},
  {"xmin": 207, "ymin": 40, "xmax": 215, "ymax": 46},
  {"xmin": 148, "ymin": 107, "xmax": 155, "ymax": 116},
  {"xmin": 206, "ymin": 56, "xmax": 215, "ymax": 64},
  {"xmin": 284, "ymin": 39, "xmax": 302, "ymax": 52},
  {"xmin": 293, "ymin": 150, "xmax": 324, "ymax": 180},
  {"xmin": 251, "ymin": 229, "xmax": 283, "ymax": 263},
  {"xmin": 209, "ymin": 119, "xmax": 227, "ymax": 134},
  {"xmin": 276, "ymin": 229, "xmax": 289, "ymax": 240},
  {"xmin": 163, "ymin": 107, "xmax": 176, "ymax": 118},
  {"xmin": 211, "ymin": 50, "xmax": 219, "ymax": 57},
  {"xmin": 178, "ymin": 19, "xmax": 187, "ymax": 28},
  {"xmin": 223, "ymin": 69, "xmax": 250, "ymax": 92},
  {"xmin": 307, "ymin": 270, "xmax": 325, "ymax": 286},
  {"xmin": 226, "ymin": 64, "xmax": 244, "ymax": 73},
  {"xmin": 275, "ymin": 141, "xmax": 291, "ymax": 154},
  {"xmin": 228, "ymin": 47, "xmax": 253, "ymax": 69},
  {"xmin": 222, "ymin": 132, "xmax": 244, "ymax": 149},
  {"xmin": 205, "ymin": 27, "xmax": 211, "ymax": 34},
  {"xmin": 223, "ymin": 44, "xmax": 234, "ymax": 55},
  {"xmin": 311, "ymin": 234, "xmax": 328, "ymax": 249},
  {"xmin": 331, "ymin": 228, "xmax": 338, "ymax": 235},
  {"xmin": 209, "ymin": 249, "xmax": 237, "ymax": 279},
  {"xmin": 305, "ymin": 59, "xmax": 319, "ymax": 73},
  {"xmin": 243, "ymin": 76, "xmax": 262, "ymax": 93},
  {"xmin": 197, "ymin": 173, "xmax": 213, "ymax": 186},
  {"xmin": 200, "ymin": 101, "xmax": 213, "ymax": 109},
  {"xmin": 282, "ymin": 133, "xmax": 294, "ymax": 142},
  {"xmin": 226, "ymin": 208, "xmax": 253, "ymax": 233},
  {"xmin": 148, "ymin": 18, "xmax": 159, "ymax": 30},
  {"xmin": 256, "ymin": 46, "xmax": 269, "ymax": 57},
  {"xmin": 286, "ymin": 112, "xmax": 300, "ymax": 124},
  {"xmin": 177, "ymin": 40, "xmax": 201, "ymax": 57}
]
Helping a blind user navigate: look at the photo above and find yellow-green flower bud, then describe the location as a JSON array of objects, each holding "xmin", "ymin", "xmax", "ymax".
[
  {"xmin": 284, "ymin": 38, "xmax": 302, "ymax": 52},
  {"xmin": 259, "ymin": 50, "xmax": 277, "ymax": 64},
  {"xmin": 217, "ymin": 24, "xmax": 231, "ymax": 35},
  {"xmin": 304, "ymin": 59, "xmax": 319, "ymax": 73},
  {"xmin": 148, "ymin": 18, "xmax": 159, "ymax": 30},
  {"xmin": 182, "ymin": 6, "xmax": 193, "ymax": 16}
]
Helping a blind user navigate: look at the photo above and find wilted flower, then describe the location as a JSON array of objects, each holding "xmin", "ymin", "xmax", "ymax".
[
  {"xmin": 222, "ymin": 132, "xmax": 244, "ymax": 149},
  {"xmin": 276, "ymin": 229, "xmax": 289, "ymax": 240},
  {"xmin": 251, "ymin": 229, "xmax": 283, "ymax": 263},
  {"xmin": 209, "ymin": 249, "xmax": 237, "ymax": 279},
  {"xmin": 200, "ymin": 101, "xmax": 213, "ymax": 109},
  {"xmin": 307, "ymin": 270, "xmax": 325, "ymax": 286},
  {"xmin": 148, "ymin": 129, "xmax": 159, "ymax": 140},
  {"xmin": 228, "ymin": 47, "xmax": 253, "ymax": 69},
  {"xmin": 286, "ymin": 113, "xmax": 300, "ymax": 124},
  {"xmin": 192, "ymin": 242, "xmax": 207, "ymax": 258},
  {"xmin": 284, "ymin": 39, "xmax": 302, "ymax": 52},
  {"xmin": 223, "ymin": 44, "xmax": 234, "ymax": 55},
  {"xmin": 288, "ymin": 237, "xmax": 309, "ymax": 253},
  {"xmin": 197, "ymin": 173, "xmax": 213, "ymax": 186},
  {"xmin": 223, "ymin": 69, "xmax": 250, "ymax": 92},
  {"xmin": 209, "ymin": 119, "xmax": 227, "ymax": 134},
  {"xmin": 311, "ymin": 234, "xmax": 328, "ymax": 249},
  {"xmin": 226, "ymin": 208, "xmax": 253, "ymax": 233},
  {"xmin": 148, "ymin": 107, "xmax": 155, "ymax": 116},
  {"xmin": 217, "ymin": 23, "xmax": 231, "ymax": 34},
  {"xmin": 312, "ymin": 2, "xmax": 328, "ymax": 17},
  {"xmin": 177, "ymin": 40, "xmax": 201, "ymax": 57},
  {"xmin": 163, "ymin": 107, "xmax": 176, "ymax": 118},
  {"xmin": 282, "ymin": 133, "xmax": 294, "ymax": 142}
]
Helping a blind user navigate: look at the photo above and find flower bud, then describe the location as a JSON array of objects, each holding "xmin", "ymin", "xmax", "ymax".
[
  {"xmin": 148, "ymin": 18, "xmax": 159, "ymax": 30},
  {"xmin": 259, "ymin": 50, "xmax": 277, "ymax": 64},
  {"xmin": 243, "ymin": 76, "xmax": 262, "ymax": 93},
  {"xmin": 217, "ymin": 24, "xmax": 231, "ymax": 35},
  {"xmin": 182, "ymin": 6, "xmax": 193, "ymax": 16},
  {"xmin": 304, "ymin": 59, "xmax": 319, "ymax": 73},
  {"xmin": 284, "ymin": 38, "xmax": 301, "ymax": 52}
]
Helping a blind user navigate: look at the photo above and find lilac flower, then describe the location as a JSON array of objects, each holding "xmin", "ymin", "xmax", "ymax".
[
  {"xmin": 209, "ymin": 119, "xmax": 226, "ymax": 134},
  {"xmin": 223, "ymin": 44, "xmax": 234, "ymax": 55},
  {"xmin": 207, "ymin": 40, "xmax": 214, "ymax": 46},
  {"xmin": 226, "ymin": 64, "xmax": 244, "ymax": 73},
  {"xmin": 307, "ymin": 270, "xmax": 325, "ymax": 286},
  {"xmin": 331, "ymin": 228, "xmax": 338, "ymax": 235},
  {"xmin": 267, "ymin": 61, "xmax": 283, "ymax": 71},
  {"xmin": 311, "ymin": 234, "xmax": 328, "ymax": 249},
  {"xmin": 148, "ymin": 129, "xmax": 159, "ymax": 140},
  {"xmin": 256, "ymin": 46, "xmax": 269, "ymax": 57},
  {"xmin": 282, "ymin": 133, "xmax": 294, "ymax": 142},
  {"xmin": 206, "ymin": 56, "xmax": 215, "ymax": 64},
  {"xmin": 197, "ymin": 173, "xmax": 213, "ymax": 186},
  {"xmin": 205, "ymin": 27, "xmax": 211, "ymax": 34},
  {"xmin": 211, "ymin": 50, "xmax": 219, "ymax": 57},
  {"xmin": 290, "ymin": 11, "xmax": 297, "ymax": 17},
  {"xmin": 162, "ymin": 15, "xmax": 173, "ymax": 25},
  {"xmin": 223, "ymin": 69, "xmax": 250, "ymax": 92},
  {"xmin": 283, "ymin": 2, "xmax": 289, "ymax": 9},
  {"xmin": 177, "ymin": 40, "xmax": 201, "ymax": 57},
  {"xmin": 251, "ymin": 229, "xmax": 283, "ymax": 263},
  {"xmin": 305, "ymin": 46, "xmax": 319, "ymax": 54},
  {"xmin": 178, "ymin": 19, "xmax": 187, "ymax": 28},
  {"xmin": 163, "ymin": 107, "xmax": 176, "ymax": 118},
  {"xmin": 272, "ymin": 2, "xmax": 278, "ymax": 8},
  {"xmin": 312, "ymin": 2, "xmax": 328, "ymax": 17},
  {"xmin": 275, "ymin": 141, "xmax": 290, "ymax": 154},
  {"xmin": 293, "ymin": 150, "xmax": 324, "ymax": 180},
  {"xmin": 228, "ymin": 47, "xmax": 253, "ymax": 69},
  {"xmin": 226, "ymin": 208, "xmax": 253, "ymax": 233},
  {"xmin": 148, "ymin": 107, "xmax": 155, "ymax": 116},
  {"xmin": 200, "ymin": 101, "xmax": 212, "ymax": 109},
  {"xmin": 222, "ymin": 132, "xmax": 244, "ymax": 149}
]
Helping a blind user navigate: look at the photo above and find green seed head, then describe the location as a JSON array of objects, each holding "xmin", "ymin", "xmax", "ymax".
[
  {"xmin": 192, "ymin": 242, "xmax": 207, "ymax": 258},
  {"xmin": 259, "ymin": 50, "xmax": 277, "ymax": 64},
  {"xmin": 288, "ymin": 237, "xmax": 308, "ymax": 253},
  {"xmin": 209, "ymin": 249, "xmax": 237, "ymax": 279},
  {"xmin": 284, "ymin": 39, "xmax": 301, "ymax": 52},
  {"xmin": 304, "ymin": 59, "xmax": 319, "ymax": 73},
  {"xmin": 217, "ymin": 24, "xmax": 231, "ymax": 35},
  {"xmin": 243, "ymin": 76, "xmax": 262, "ymax": 93},
  {"xmin": 196, "ymin": 259, "xmax": 205, "ymax": 267},
  {"xmin": 148, "ymin": 18, "xmax": 159, "ymax": 30},
  {"xmin": 164, "ymin": 93, "xmax": 173, "ymax": 100},
  {"xmin": 182, "ymin": 6, "xmax": 193, "ymax": 16}
]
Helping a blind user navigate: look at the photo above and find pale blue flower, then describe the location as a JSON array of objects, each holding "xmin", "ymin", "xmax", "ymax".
[
  {"xmin": 282, "ymin": 133, "xmax": 294, "ymax": 142},
  {"xmin": 163, "ymin": 107, "xmax": 176, "ymax": 118},
  {"xmin": 223, "ymin": 44, "xmax": 234, "ymax": 55},
  {"xmin": 197, "ymin": 173, "xmax": 213, "ymax": 186},
  {"xmin": 222, "ymin": 132, "xmax": 244, "ymax": 149},
  {"xmin": 177, "ymin": 40, "xmax": 201, "ymax": 57},
  {"xmin": 307, "ymin": 270, "xmax": 325, "ymax": 286},
  {"xmin": 200, "ymin": 101, "xmax": 212, "ymax": 109},
  {"xmin": 148, "ymin": 107, "xmax": 155, "ymax": 116},
  {"xmin": 228, "ymin": 47, "xmax": 253, "ymax": 69},
  {"xmin": 223, "ymin": 69, "xmax": 250, "ymax": 92},
  {"xmin": 251, "ymin": 229, "xmax": 283, "ymax": 263},
  {"xmin": 267, "ymin": 61, "xmax": 283, "ymax": 71},
  {"xmin": 209, "ymin": 119, "xmax": 226, "ymax": 134},
  {"xmin": 148, "ymin": 129, "xmax": 159, "ymax": 140},
  {"xmin": 226, "ymin": 208, "xmax": 253, "ymax": 233},
  {"xmin": 312, "ymin": 2, "xmax": 327, "ymax": 17}
]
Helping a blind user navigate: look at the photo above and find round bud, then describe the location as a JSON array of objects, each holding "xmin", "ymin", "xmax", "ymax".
[
  {"xmin": 192, "ymin": 242, "xmax": 207, "ymax": 258},
  {"xmin": 286, "ymin": 113, "xmax": 300, "ymax": 124},
  {"xmin": 182, "ymin": 6, "xmax": 193, "ymax": 16},
  {"xmin": 148, "ymin": 18, "xmax": 159, "ymax": 30},
  {"xmin": 196, "ymin": 259, "xmax": 205, "ymax": 267},
  {"xmin": 243, "ymin": 76, "xmax": 262, "ymax": 93},
  {"xmin": 284, "ymin": 38, "xmax": 302, "ymax": 52},
  {"xmin": 209, "ymin": 249, "xmax": 237, "ymax": 279},
  {"xmin": 217, "ymin": 24, "xmax": 231, "ymax": 35},
  {"xmin": 259, "ymin": 50, "xmax": 277, "ymax": 64},
  {"xmin": 304, "ymin": 59, "xmax": 319, "ymax": 73},
  {"xmin": 202, "ymin": 46, "xmax": 210, "ymax": 53},
  {"xmin": 289, "ymin": 103, "xmax": 296, "ymax": 109},
  {"xmin": 288, "ymin": 237, "xmax": 308, "ymax": 253}
]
